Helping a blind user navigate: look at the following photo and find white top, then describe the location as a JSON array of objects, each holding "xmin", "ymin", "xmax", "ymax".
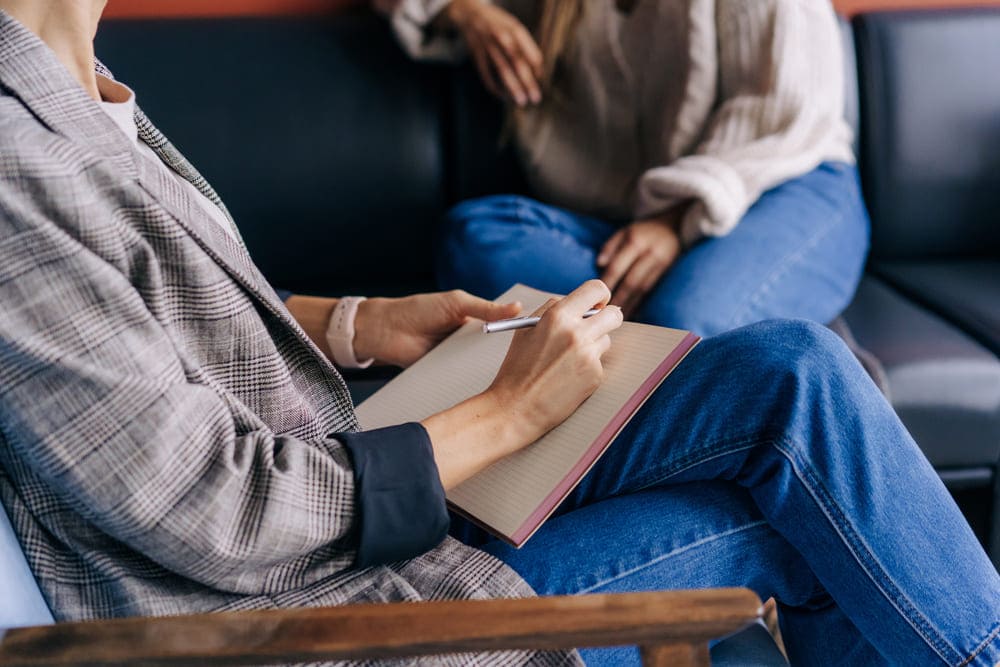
[
  {"xmin": 391, "ymin": 0, "xmax": 855, "ymax": 246},
  {"xmin": 96, "ymin": 74, "xmax": 237, "ymax": 240}
]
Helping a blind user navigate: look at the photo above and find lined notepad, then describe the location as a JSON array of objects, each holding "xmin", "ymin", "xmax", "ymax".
[{"xmin": 356, "ymin": 284, "xmax": 699, "ymax": 547}]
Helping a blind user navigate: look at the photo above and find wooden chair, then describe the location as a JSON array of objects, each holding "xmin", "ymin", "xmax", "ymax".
[{"xmin": 0, "ymin": 588, "xmax": 763, "ymax": 666}]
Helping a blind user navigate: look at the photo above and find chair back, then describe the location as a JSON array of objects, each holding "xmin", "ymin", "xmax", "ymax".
[
  {"xmin": 0, "ymin": 501, "xmax": 54, "ymax": 628},
  {"xmin": 854, "ymin": 9, "xmax": 1000, "ymax": 260}
]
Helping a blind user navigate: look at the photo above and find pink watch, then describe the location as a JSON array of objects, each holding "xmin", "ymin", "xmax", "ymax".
[{"xmin": 325, "ymin": 296, "xmax": 374, "ymax": 369}]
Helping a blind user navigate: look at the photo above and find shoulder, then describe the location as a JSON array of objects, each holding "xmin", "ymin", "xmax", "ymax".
[
  {"xmin": 0, "ymin": 90, "xmax": 141, "ymax": 271},
  {"xmin": 0, "ymin": 94, "xmax": 99, "ymax": 188}
]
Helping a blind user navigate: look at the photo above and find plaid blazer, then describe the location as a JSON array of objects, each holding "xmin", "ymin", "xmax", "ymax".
[{"xmin": 0, "ymin": 12, "xmax": 577, "ymax": 666}]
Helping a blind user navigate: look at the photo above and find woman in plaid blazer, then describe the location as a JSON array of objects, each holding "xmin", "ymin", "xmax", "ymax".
[{"xmin": 0, "ymin": 2, "xmax": 997, "ymax": 666}]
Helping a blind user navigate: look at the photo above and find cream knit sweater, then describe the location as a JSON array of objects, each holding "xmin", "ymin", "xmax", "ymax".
[{"xmin": 391, "ymin": 0, "xmax": 855, "ymax": 245}]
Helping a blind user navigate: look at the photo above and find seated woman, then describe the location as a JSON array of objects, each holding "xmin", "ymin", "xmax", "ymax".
[
  {"xmin": 389, "ymin": 0, "xmax": 869, "ymax": 335},
  {"xmin": 0, "ymin": 3, "xmax": 997, "ymax": 667}
]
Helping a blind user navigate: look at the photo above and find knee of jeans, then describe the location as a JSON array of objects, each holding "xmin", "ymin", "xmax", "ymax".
[
  {"xmin": 445, "ymin": 195, "xmax": 535, "ymax": 229},
  {"xmin": 723, "ymin": 319, "xmax": 856, "ymax": 386}
]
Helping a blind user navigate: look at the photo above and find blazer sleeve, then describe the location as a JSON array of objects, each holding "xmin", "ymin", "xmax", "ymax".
[
  {"xmin": 0, "ymin": 177, "xmax": 447, "ymax": 594},
  {"xmin": 635, "ymin": 0, "xmax": 853, "ymax": 247}
]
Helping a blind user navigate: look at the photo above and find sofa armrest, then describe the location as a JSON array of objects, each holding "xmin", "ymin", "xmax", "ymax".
[{"xmin": 0, "ymin": 588, "xmax": 762, "ymax": 667}]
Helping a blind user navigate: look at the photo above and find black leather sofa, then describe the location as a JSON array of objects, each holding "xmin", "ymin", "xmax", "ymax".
[
  {"xmin": 94, "ymin": 7, "xmax": 999, "ymax": 568},
  {"xmin": 842, "ymin": 10, "xmax": 1000, "ymax": 565}
]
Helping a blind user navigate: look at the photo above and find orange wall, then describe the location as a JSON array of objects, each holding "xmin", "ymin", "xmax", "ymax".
[
  {"xmin": 102, "ymin": 0, "xmax": 1000, "ymax": 19},
  {"xmin": 836, "ymin": 0, "xmax": 1000, "ymax": 14},
  {"xmin": 103, "ymin": 0, "xmax": 360, "ymax": 19}
]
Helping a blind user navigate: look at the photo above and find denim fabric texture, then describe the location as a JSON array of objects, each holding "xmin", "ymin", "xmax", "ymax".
[
  {"xmin": 452, "ymin": 320, "xmax": 1000, "ymax": 666},
  {"xmin": 437, "ymin": 163, "xmax": 870, "ymax": 336}
]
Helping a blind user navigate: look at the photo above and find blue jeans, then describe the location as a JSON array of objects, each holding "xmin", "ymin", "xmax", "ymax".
[
  {"xmin": 452, "ymin": 320, "xmax": 1000, "ymax": 666},
  {"xmin": 438, "ymin": 163, "xmax": 870, "ymax": 336}
]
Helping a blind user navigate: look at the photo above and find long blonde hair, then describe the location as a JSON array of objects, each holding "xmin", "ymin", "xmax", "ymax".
[
  {"xmin": 534, "ymin": 0, "xmax": 585, "ymax": 94},
  {"xmin": 509, "ymin": 0, "xmax": 585, "ymax": 133}
]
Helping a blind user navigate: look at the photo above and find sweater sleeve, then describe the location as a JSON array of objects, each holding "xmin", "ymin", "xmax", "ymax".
[{"xmin": 635, "ymin": 0, "xmax": 854, "ymax": 247}]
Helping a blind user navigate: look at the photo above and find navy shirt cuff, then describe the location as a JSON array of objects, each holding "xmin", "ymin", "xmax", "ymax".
[
  {"xmin": 274, "ymin": 289, "xmax": 293, "ymax": 302},
  {"xmin": 336, "ymin": 423, "xmax": 449, "ymax": 567}
]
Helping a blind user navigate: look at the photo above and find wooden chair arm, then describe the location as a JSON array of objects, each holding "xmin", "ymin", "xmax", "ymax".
[{"xmin": 0, "ymin": 588, "xmax": 762, "ymax": 667}]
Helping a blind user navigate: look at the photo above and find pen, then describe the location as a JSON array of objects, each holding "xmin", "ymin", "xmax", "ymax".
[{"xmin": 483, "ymin": 308, "xmax": 604, "ymax": 333}]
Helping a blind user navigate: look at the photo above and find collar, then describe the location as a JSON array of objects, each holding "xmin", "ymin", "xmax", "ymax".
[
  {"xmin": 0, "ymin": 10, "xmax": 138, "ymax": 180},
  {"xmin": 97, "ymin": 74, "xmax": 139, "ymax": 143}
]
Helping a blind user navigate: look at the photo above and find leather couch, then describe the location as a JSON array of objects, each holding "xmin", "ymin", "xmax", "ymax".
[
  {"xmin": 842, "ymin": 9, "xmax": 1000, "ymax": 565},
  {"xmin": 90, "ymin": 6, "xmax": 999, "ymax": 572}
]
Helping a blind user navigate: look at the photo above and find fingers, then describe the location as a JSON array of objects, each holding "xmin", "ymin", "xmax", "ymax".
[
  {"xmin": 530, "ymin": 297, "xmax": 560, "ymax": 318},
  {"xmin": 584, "ymin": 304, "xmax": 624, "ymax": 338},
  {"xmin": 461, "ymin": 4, "xmax": 542, "ymax": 106},
  {"xmin": 488, "ymin": 19, "xmax": 541, "ymax": 104},
  {"xmin": 486, "ymin": 43, "xmax": 535, "ymax": 107},
  {"xmin": 449, "ymin": 290, "xmax": 521, "ymax": 322},
  {"xmin": 600, "ymin": 240, "xmax": 642, "ymax": 292},
  {"xmin": 596, "ymin": 229, "xmax": 625, "ymax": 268},
  {"xmin": 512, "ymin": 55, "xmax": 542, "ymax": 105},
  {"xmin": 511, "ymin": 23, "xmax": 543, "ymax": 79},
  {"xmin": 610, "ymin": 254, "xmax": 667, "ymax": 318},
  {"xmin": 555, "ymin": 279, "xmax": 612, "ymax": 318}
]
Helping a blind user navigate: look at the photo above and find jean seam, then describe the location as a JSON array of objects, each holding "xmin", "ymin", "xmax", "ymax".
[
  {"xmin": 958, "ymin": 622, "xmax": 1000, "ymax": 667},
  {"xmin": 771, "ymin": 438, "xmax": 961, "ymax": 663},
  {"xmin": 576, "ymin": 519, "xmax": 770, "ymax": 595},
  {"xmin": 629, "ymin": 430, "xmax": 962, "ymax": 665},
  {"xmin": 767, "ymin": 436, "xmax": 961, "ymax": 665},
  {"xmin": 627, "ymin": 430, "xmax": 769, "ymax": 493}
]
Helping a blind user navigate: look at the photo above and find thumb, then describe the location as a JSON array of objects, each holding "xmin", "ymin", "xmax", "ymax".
[
  {"xmin": 452, "ymin": 291, "xmax": 522, "ymax": 322},
  {"xmin": 476, "ymin": 299, "xmax": 522, "ymax": 322}
]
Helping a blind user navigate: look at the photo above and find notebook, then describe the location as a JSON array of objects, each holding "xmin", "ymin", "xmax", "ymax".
[{"xmin": 355, "ymin": 284, "xmax": 700, "ymax": 547}]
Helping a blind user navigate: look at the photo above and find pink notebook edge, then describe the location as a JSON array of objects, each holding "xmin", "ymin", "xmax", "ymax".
[
  {"xmin": 447, "ymin": 332, "xmax": 701, "ymax": 549},
  {"xmin": 507, "ymin": 330, "xmax": 700, "ymax": 546},
  {"xmin": 448, "ymin": 330, "xmax": 701, "ymax": 548}
]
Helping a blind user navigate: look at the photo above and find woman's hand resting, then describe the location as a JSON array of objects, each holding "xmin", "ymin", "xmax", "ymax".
[
  {"xmin": 597, "ymin": 210, "xmax": 685, "ymax": 319},
  {"xmin": 445, "ymin": 0, "xmax": 543, "ymax": 107}
]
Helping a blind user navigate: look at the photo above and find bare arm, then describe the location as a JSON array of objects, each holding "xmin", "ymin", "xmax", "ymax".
[
  {"xmin": 285, "ymin": 283, "xmax": 622, "ymax": 492},
  {"xmin": 285, "ymin": 294, "xmax": 339, "ymax": 359}
]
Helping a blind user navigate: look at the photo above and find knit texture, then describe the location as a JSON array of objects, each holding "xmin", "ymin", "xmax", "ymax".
[{"xmin": 393, "ymin": 0, "xmax": 855, "ymax": 244}]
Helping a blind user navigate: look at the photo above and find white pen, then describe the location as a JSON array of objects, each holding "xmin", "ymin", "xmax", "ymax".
[{"xmin": 483, "ymin": 308, "xmax": 604, "ymax": 333}]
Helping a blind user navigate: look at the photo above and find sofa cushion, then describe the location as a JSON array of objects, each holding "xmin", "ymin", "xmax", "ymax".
[
  {"xmin": 873, "ymin": 259, "xmax": 1000, "ymax": 357},
  {"xmin": 0, "ymin": 502, "xmax": 53, "ymax": 628},
  {"xmin": 854, "ymin": 9, "xmax": 1000, "ymax": 260},
  {"xmin": 95, "ymin": 12, "xmax": 446, "ymax": 296},
  {"xmin": 842, "ymin": 276, "xmax": 1000, "ymax": 469}
]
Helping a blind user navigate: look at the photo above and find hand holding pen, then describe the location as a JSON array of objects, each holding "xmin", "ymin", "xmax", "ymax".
[
  {"xmin": 484, "ymin": 281, "xmax": 624, "ymax": 438},
  {"xmin": 483, "ymin": 308, "xmax": 604, "ymax": 333}
]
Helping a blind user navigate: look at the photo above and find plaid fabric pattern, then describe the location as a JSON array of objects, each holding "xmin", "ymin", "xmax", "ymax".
[{"xmin": 0, "ymin": 12, "xmax": 578, "ymax": 666}]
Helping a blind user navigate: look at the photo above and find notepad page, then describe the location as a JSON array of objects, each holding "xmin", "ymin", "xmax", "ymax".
[
  {"xmin": 354, "ymin": 285, "xmax": 548, "ymax": 429},
  {"xmin": 355, "ymin": 284, "xmax": 692, "ymax": 542}
]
